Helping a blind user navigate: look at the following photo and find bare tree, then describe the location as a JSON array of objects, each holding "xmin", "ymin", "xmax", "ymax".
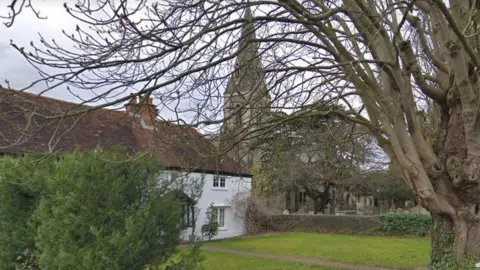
[
  {"xmin": 1, "ymin": 0, "xmax": 45, "ymax": 27},
  {"xmin": 5, "ymin": 0, "xmax": 480, "ymax": 263}
]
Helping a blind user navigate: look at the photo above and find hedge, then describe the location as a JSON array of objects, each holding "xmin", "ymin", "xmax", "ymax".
[
  {"xmin": 249, "ymin": 212, "xmax": 432, "ymax": 237},
  {"xmin": 264, "ymin": 214, "xmax": 379, "ymax": 234},
  {"xmin": 378, "ymin": 212, "xmax": 432, "ymax": 236}
]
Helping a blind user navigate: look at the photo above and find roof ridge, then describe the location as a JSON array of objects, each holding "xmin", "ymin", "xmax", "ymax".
[{"xmin": 0, "ymin": 87, "xmax": 126, "ymax": 115}]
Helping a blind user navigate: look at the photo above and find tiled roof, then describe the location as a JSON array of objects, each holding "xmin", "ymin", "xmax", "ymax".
[{"xmin": 0, "ymin": 88, "xmax": 251, "ymax": 177}]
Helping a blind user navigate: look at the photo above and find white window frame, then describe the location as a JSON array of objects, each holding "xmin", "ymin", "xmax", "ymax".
[
  {"xmin": 213, "ymin": 175, "xmax": 227, "ymax": 189},
  {"xmin": 181, "ymin": 202, "xmax": 194, "ymax": 228},
  {"xmin": 214, "ymin": 207, "xmax": 226, "ymax": 229}
]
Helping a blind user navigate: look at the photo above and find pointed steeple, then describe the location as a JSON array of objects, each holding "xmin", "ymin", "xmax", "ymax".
[
  {"xmin": 224, "ymin": 5, "xmax": 263, "ymax": 95},
  {"xmin": 237, "ymin": 5, "xmax": 256, "ymax": 58}
]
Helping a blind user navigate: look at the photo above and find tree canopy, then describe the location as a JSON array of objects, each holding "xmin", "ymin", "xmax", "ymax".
[
  {"xmin": 254, "ymin": 103, "xmax": 375, "ymax": 213},
  {"xmin": 347, "ymin": 170, "xmax": 415, "ymax": 207}
]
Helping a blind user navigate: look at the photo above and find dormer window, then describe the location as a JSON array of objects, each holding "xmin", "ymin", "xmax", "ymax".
[{"xmin": 213, "ymin": 175, "xmax": 226, "ymax": 188}]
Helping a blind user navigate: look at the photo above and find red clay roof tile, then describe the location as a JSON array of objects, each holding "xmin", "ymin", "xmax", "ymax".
[{"xmin": 0, "ymin": 88, "xmax": 250, "ymax": 176}]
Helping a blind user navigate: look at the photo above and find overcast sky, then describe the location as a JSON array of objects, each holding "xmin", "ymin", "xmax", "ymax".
[
  {"xmin": 0, "ymin": 1, "xmax": 85, "ymax": 100},
  {"xmin": 0, "ymin": 1, "xmax": 358, "ymax": 129},
  {"xmin": 0, "ymin": 1, "xmax": 207, "ymax": 126}
]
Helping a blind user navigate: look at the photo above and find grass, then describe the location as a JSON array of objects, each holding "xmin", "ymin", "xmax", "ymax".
[
  {"xmin": 156, "ymin": 250, "xmax": 339, "ymax": 270},
  {"xmin": 206, "ymin": 232, "xmax": 431, "ymax": 269},
  {"xmin": 201, "ymin": 251, "xmax": 339, "ymax": 270}
]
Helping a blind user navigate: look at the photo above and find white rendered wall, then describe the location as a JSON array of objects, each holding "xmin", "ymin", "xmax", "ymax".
[{"xmin": 163, "ymin": 171, "xmax": 251, "ymax": 241}]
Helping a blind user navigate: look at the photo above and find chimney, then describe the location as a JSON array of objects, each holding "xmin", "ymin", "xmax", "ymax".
[
  {"xmin": 125, "ymin": 94, "xmax": 159, "ymax": 127},
  {"xmin": 125, "ymin": 96, "xmax": 138, "ymax": 115}
]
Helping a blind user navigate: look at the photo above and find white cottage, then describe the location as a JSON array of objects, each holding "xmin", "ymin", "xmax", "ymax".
[
  {"xmin": 0, "ymin": 88, "xmax": 252, "ymax": 241},
  {"xmin": 175, "ymin": 172, "xmax": 251, "ymax": 241}
]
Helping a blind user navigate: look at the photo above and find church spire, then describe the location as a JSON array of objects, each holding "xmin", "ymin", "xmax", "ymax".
[
  {"xmin": 224, "ymin": 5, "xmax": 262, "ymax": 95},
  {"xmin": 219, "ymin": 3, "xmax": 271, "ymax": 168},
  {"xmin": 238, "ymin": 5, "xmax": 256, "ymax": 57}
]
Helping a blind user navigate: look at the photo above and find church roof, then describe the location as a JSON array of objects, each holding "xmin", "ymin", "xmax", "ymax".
[{"xmin": 0, "ymin": 88, "xmax": 251, "ymax": 177}]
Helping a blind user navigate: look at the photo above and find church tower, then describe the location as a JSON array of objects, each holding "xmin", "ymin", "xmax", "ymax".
[{"xmin": 219, "ymin": 5, "xmax": 271, "ymax": 169}]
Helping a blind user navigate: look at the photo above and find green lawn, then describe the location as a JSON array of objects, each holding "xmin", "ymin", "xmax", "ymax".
[
  {"xmin": 206, "ymin": 233, "xmax": 430, "ymax": 269},
  {"xmin": 202, "ymin": 251, "xmax": 339, "ymax": 270}
]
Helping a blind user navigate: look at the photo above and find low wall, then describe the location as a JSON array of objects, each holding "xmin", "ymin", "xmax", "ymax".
[{"xmin": 263, "ymin": 214, "xmax": 380, "ymax": 234}]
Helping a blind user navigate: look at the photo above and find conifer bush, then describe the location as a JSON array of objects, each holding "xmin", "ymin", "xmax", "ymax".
[
  {"xmin": 0, "ymin": 154, "xmax": 54, "ymax": 269},
  {"xmin": 0, "ymin": 149, "xmax": 201, "ymax": 270}
]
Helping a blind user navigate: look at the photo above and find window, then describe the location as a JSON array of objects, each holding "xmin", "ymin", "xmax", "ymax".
[
  {"xmin": 213, "ymin": 176, "xmax": 226, "ymax": 188},
  {"xmin": 220, "ymin": 177, "xmax": 225, "ymax": 188},
  {"xmin": 299, "ymin": 191, "xmax": 307, "ymax": 204},
  {"xmin": 181, "ymin": 202, "xmax": 194, "ymax": 227},
  {"xmin": 235, "ymin": 107, "xmax": 242, "ymax": 127},
  {"xmin": 234, "ymin": 62, "xmax": 240, "ymax": 82},
  {"xmin": 213, "ymin": 207, "xmax": 226, "ymax": 228}
]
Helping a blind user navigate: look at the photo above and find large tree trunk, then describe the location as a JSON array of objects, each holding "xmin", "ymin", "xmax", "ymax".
[
  {"xmin": 310, "ymin": 184, "xmax": 332, "ymax": 214},
  {"xmin": 313, "ymin": 198, "xmax": 328, "ymax": 214},
  {"xmin": 329, "ymin": 187, "xmax": 336, "ymax": 215},
  {"xmin": 430, "ymin": 213, "xmax": 480, "ymax": 264},
  {"xmin": 430, "ymin": 213, "xmax": 454, "ymax": 265},
  {"xmin": 427, "ymin": 104, "xmax": 480, "ymax": 262},
  {"xmin": 451, "ymin": 215, "xmax": 480, "ymax": 260}
]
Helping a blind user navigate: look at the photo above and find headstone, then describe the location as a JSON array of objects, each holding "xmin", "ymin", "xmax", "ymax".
[
  {"xmin": 282, "ymin": 209, "xmax": 289, "ymax": 215},
  {"xmin": 405, "ymin": 200, "xmax": 414, "ymax": 208},
  {"xmin": 307, "ymin": 211, "xmax": 314, "ymax": 215},
  {"xmin": 407, "ymin": 205, "xmax": 430, "ymax": 216}
]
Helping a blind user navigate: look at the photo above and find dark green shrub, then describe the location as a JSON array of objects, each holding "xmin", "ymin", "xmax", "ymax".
[
  {"xmin": 33, "ymin": 149, "xmax": 183, "ymax": 269},
  {"xmin": 159, "ymin": 239, "xmax": 205, "ymax": 270},
  {"xmin": 0, "ymin": 149, "xmax": 202, "ymax": 270},
  {"xmin": 0, "ymin": 154, "xmax": 55, "ymax": 269},
  {"xmin": 201, "ymin": 203, "xmax": 219, "ymax": 241},
  {"xmin": 378, "ymin": 212, "xmax": 432, "ymax": 236}
]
